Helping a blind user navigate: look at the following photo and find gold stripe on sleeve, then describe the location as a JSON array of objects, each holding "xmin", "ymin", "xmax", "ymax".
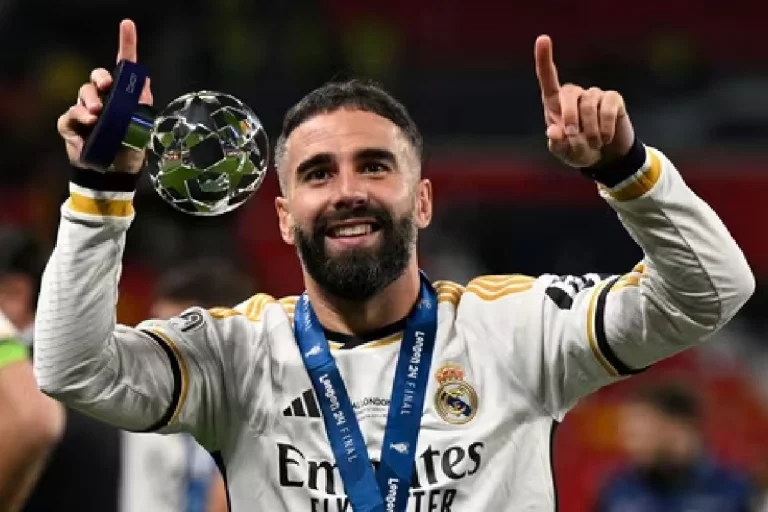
[
  {"xmin": 69, "ymin": 192, "xmax": 134, "ymax": 217},
  {"xmin": 607, "ymin": 149, "xmax": 662, "ymax": 202}
]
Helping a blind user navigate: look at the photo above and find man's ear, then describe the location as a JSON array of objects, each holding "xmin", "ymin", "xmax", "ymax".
[
  {"xmin": 415, "ymin": 178, "xmax": 433, "ymax": 229},
  {"xmin": 275, "ymin": 196, "xmax": 295, "ymax": 245}
]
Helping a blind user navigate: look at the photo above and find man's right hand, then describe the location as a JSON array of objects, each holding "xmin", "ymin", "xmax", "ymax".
[{"xmin": 57, "ymin": 19, "xmax": 153, "ymax": 174}]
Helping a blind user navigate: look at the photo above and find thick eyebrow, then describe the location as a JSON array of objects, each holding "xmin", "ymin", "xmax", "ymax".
[
  {"xmin": 354, "ymin": 148, "xmax": 396, "ymax": 167},
  {"xmin": 296, "ymin": 153, "xmax": 334, "ymax": 179},
  {"xmin": 294, "ymin": 148, "xmax": 398, "ymax": 179}
]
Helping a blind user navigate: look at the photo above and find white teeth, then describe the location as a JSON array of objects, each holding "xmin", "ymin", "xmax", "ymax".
[{"xmin": 333, "ymin": 224, "xmax": 372, "ymax": 237}]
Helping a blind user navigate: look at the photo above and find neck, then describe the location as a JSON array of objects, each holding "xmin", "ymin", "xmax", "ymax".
[{"xmin": 305, "ymin": 264, "xmax": 421, "ymax": 336}]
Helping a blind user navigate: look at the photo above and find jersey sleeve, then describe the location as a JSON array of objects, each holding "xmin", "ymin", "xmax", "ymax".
[
  {"xmin": 33, "ymin": 169, "xmax": 267, "ymax": 450},
  {"xmin": 466, "ymin": 140, "xmax": 754, "ymax": 421}
]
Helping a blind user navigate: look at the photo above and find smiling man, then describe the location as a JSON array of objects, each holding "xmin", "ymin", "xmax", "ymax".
[
  {"xmin": 274, "ymin": 103, "xmax": 430, "ymax": 331},
  {"xmin": 283, "ymin": 135, "xmax": 418, "ymax": 305},
  {"xmin": 34, "ymin": 19, "xmax": 754, "ymax": 512}
]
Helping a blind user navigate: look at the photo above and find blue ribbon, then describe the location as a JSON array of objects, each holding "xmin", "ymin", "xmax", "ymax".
[{"xmin": 294, "ymin": 273, "xmax": 438, "ymax": 512}]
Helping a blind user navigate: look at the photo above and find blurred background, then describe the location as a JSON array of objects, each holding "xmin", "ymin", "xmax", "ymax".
[{"xmin": 1, "ymin": 1, "xmax": 767, "ymax": 511}]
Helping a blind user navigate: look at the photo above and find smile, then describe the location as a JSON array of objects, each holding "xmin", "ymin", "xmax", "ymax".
[{"xmin": 325, "ymin": 220, "xmax": 382, "ymax": 239}]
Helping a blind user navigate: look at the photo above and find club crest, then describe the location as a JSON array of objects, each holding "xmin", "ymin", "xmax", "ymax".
[{"xmin": 434, "ymin": 363, "xmax": 478, "ymax": 425}]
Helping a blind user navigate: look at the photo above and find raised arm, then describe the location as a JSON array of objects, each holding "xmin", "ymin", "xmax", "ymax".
[
  {"xmin": 532, "ymin": 141, "xmax": 753, "ymax": 417},
  {"xmin": 469, "ymin": 36, "xmax": 754, "ymax": 420},
  {"xmin": 32, "ymin": 20, "xmax": 242, "ymax": 448},
  {"xmin": 530, "ymin": 35, "xmax": 754, "ymax": 416}
]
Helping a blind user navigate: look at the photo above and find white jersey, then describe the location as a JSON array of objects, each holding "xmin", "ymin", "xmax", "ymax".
[
  {"xmin": 120, "ymin": 431, "xmax": 218, "ymax": 512},
  {"xmin": 33, "ymin": 144, "xmax": 754, "ymax": 511}
]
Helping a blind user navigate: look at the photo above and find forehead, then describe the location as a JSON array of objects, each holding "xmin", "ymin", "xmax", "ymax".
[{"xmin": 284, "ymin": 109, "xmax": 409, "ymax": 166}]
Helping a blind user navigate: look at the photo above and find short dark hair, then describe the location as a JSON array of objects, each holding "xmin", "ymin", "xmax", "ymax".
[
  {"xmin": 275, "ymin": 79, "xmax": 423, "ymax": 190},
  {"xmin": 630, "ymin": 382, "xmax": 701, "ymax": 424},
  {"xmin": 0, "ymin": 227, "xmax": 48, "ymax": 309},
  {"xmin": 154, "ymin": 259, "xmax": 254, "ymax": 309}
]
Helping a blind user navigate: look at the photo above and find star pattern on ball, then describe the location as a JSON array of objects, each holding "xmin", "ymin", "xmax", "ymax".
[{"xmin": 146, "ymin": 91, "xmax": 269, "ymax": 216}]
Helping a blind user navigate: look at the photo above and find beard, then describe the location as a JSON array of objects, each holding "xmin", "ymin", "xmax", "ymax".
[{"xmin": 294, "ymin": 203, "xmax": 416, "ymax": 302}]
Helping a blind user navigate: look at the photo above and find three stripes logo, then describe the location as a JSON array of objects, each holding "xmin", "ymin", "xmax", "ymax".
[
  {"xmin": 283, "ymin": 389, "xmax": 322, "ymax": 419},
  {"xmin": 466, "ymin": 275, "xmax": 536, "ymax": 302}
]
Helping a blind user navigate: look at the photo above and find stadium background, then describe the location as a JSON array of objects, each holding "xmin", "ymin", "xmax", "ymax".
[{"xmin": 1, "ymin": 1, "xmax": 767, "ymax": 510}]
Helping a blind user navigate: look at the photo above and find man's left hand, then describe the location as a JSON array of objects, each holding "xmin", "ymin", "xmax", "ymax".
[{"xmin": 535, "ymin": 35, "xmax": 635, "ymax": 168}]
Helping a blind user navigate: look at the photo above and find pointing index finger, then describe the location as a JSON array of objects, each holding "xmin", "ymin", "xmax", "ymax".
[
  {"xmin": 117, "ymin": 19, "xmax": 138, "ymax": 63},
  {"xmin": 535, "ymin": 35, "xmax": 560, "ymax": 99}
]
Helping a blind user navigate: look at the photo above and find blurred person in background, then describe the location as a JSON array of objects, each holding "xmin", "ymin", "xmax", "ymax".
[
  {"xmin": 120, "ymin": 259, "xmax": 253, "ymax": 512},
  {"xmin": 0, "ymin": 227, "xmax": 123, "ymax": 512},
  {"xmin": 0, "ymin": 229, "xmax": 64, "ymax": 511},
  {"xmin": 0, "ymin": 311, "xmax": 62, "ymax": 512},
  {"xmin": 596, "ymin": 382, "xmax": 756, "ymax": 512}
]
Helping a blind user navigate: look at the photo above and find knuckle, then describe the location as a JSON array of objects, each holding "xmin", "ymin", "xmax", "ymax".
[
  {"xmin": 58, "ymin": 109, "xmax": 76, "ymax": 131},
  {"xmin": 561, "ymin": 92, "xmax": 578, "ymax": 107},
  {"xmin": 560, "ymin": 86, "xmax": 578, "ymax": 103},
  {"xmin": 601, "ymin": 101, "xmax": 617, "ymax": 116},
  {"xmin": 580, "ymin": 98, "xmax": 598, "ymax": 114},
  {"xmin": 586, "ymin": 88, "xmax": 601, "ymax": 101},
  {"xmin": 92, "ymin": 68, "xmax": 112, "ymax": 83},
  {"xmin": 581, "ymin": 95, "xmax": 598, "ymax": 110},
  {"xmin": 73, "ymin": 105, "xmax": 90, "ymax": 121}
]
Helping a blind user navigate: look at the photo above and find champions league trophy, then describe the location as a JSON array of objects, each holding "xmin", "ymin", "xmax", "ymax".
[{"xmin": 80, "ymin": 60, "xmax": 270, "ymax": 216}]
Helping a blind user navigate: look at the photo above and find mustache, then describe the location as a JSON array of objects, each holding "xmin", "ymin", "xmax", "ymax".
[{"xmin": 312, "ymin": 205, "xmax": 393, "ymax": 235}]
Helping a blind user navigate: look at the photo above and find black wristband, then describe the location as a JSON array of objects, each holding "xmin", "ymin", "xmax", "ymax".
[
  {"xmin": 580, "ymin": 138, "xmax": 646, "ymax": 188},
  {"xmin": 70, "ymin": 166, "xmax": 141, "ymax": 192}
]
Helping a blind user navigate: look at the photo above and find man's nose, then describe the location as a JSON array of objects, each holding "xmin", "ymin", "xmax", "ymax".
[{"xmin": 331, "ymin": 166, "xmax": 368, "ymax": 210}]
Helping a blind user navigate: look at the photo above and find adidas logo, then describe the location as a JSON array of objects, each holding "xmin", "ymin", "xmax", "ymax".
[{"xmin": 283, "ymin": 389, "xmax": 321, "ymax": 418}]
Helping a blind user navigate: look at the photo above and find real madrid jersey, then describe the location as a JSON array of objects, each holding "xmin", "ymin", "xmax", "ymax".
[
  {"xmin": 120, "ymin": 430, "xmax": 218, "ymax": 512},
  {"xmin": 33, "ymin": 143, "xmax": 754, "ymax": 511}
]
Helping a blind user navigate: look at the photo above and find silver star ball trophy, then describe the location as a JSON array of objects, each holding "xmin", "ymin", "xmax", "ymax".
[{"xmin": 80, "ymin": 60, "xmax": 269, "ymax": 216}]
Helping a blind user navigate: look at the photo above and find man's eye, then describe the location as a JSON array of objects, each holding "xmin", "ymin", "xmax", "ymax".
[
  {"xmin": 306, "ymin": 169, "xmax": 329, "ymax": 181},
  {"xmin": 361, "ymin": 162, "xmax": 387, "ymax": 174}
]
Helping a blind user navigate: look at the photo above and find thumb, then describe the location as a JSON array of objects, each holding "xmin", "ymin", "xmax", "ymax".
[
  {"xmin": 547, "ymin": 137, "xmax": 570, "ymax": 158},
  {"xmin": 546, "ymin": 125, "xmax": 570, "ymax": 157},
  {"xmin": 117, "ymin": 19, "xmax": 138, "ymax": 63},
  {"xmin": 546, "ymin": 124, "xmax": 564, "ymax": 140}
]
